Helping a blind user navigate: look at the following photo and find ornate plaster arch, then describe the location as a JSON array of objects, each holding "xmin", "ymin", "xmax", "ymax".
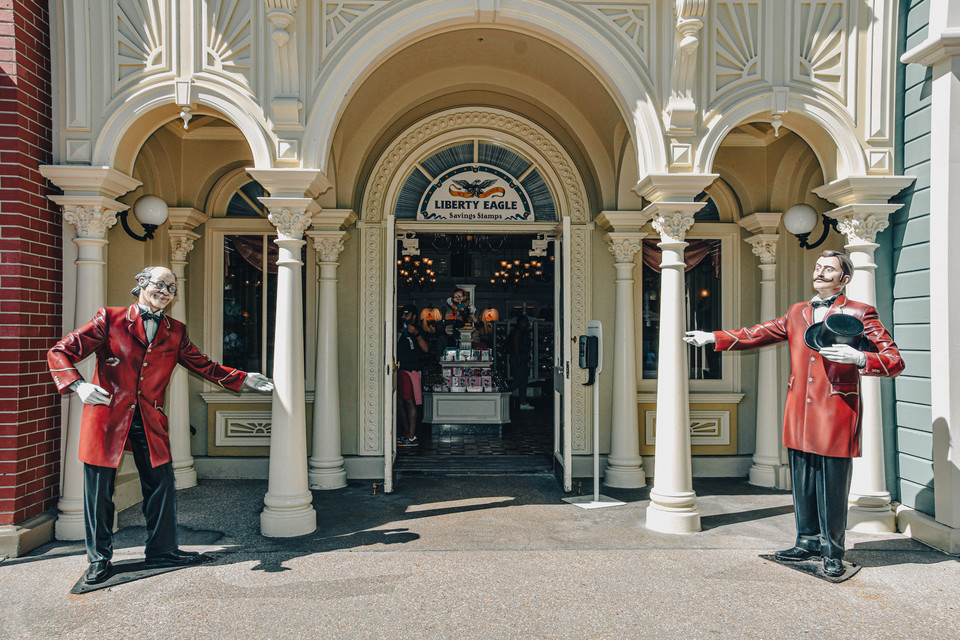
[
  {"xmin": 361, "ymin": 108, "xmax": 589, "ymax": 224},
  {"xmin": 303, "ymin": 0, "xmax": 665, "ymax": 177},
  {"xmin": 696, "ymin": 91, "xmax": 867, "ymax": 183},
  {"xmin": 92, "ymin": 82, "xmax": 273, "ymax": 174},
  {"xmin": 355, "ymin": 106, "xmax": 594, "ymax": 457}
]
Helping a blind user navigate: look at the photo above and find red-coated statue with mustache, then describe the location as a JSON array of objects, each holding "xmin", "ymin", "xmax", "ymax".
[
  {"xmin": 48, "ymin": 266, "xmax": 273, "ymax": 586},
  {"xmin": 685, "ymin": 250, "xmax": 903, "ymax": 578}
]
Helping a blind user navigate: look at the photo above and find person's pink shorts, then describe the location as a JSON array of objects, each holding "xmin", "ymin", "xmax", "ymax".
[{"xmin": 397, "ymin": 370, "xmax": 423, "ymax": 405}]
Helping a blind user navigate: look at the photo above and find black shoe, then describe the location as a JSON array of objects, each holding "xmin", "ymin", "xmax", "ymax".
[
  {"xmin": 84, "ymin": 560, "xmax": 113, "ymax": 584},
  {"xmin": 822, "ymin": 557, "xmax": 845, "ymax": 577},
  {"xmin": 774, "ymin": 546, "xmax": 820, "ymax": 562},
  {"xmin": 144, "ymin": 549, "xmax": 212, "ymax": 568}
]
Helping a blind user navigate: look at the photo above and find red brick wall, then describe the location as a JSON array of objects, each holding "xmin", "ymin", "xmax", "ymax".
[{"xmin": 0, "ymin": 0, "xmax": 62, "ymax": 525}]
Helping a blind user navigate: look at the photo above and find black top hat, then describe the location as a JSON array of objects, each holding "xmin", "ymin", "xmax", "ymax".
[{"xmin": 804, "ymin": 314, "xmax": 865, "ymax": 351}]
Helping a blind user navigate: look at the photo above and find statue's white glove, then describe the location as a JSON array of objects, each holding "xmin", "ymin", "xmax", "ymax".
[
  {"xmin": 683, "ymin": 331, "xmax": 716, "ymax": 347},
  {"xmin": 819, "ymin": 344, "xmax": 866, "ymax": 367},
  {"xmin": 244, "ymin": 373, "xmax": 274, "ymax": 393},
  {"xmin": 75, "ymin": 382, "xmax": 112, "ymax": 406}
]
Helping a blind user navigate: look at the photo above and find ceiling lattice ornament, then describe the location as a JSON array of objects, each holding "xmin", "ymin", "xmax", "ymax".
[
  {"xmin": 584, "ymin": 3, "xmax": 651, "ymax": 68},
  {"xmin": 115, "ymin": 0, "xmax": 168, "ymax": 85},
  {"xmin": 711, "ymin": 1, "xmax": 762, "ymax": 101},
  {"xmin": 204, "ymin": 0, "xmax": 255, "ymax": 86},
  {"xmin": 795, "ymin": 1, "xmax": 849, "ymax": 104},
  {"xmin": 321, "ymin": 1, "xmax": 390, "ymax": 56}
]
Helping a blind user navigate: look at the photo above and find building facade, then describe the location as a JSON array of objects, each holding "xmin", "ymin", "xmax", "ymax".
[{"xmin": 0, "ymin": 0, "xmax": 956, "ymax": 554}]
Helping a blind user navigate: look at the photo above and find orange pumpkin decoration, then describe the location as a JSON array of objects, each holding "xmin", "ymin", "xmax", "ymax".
[{"xmin": 420, "ymin": 307, "xmax": 442, "ymax": 333}]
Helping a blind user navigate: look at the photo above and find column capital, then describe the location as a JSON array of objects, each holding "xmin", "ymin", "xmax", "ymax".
[
  {"xmin": 246, "ymin": 168, "xmax": 331, "ymax": 198},
  {"xmin": 739, "ymin": 212, "xmax": 782, "ymax": 235},
  {"xmin": 650, "ymin": 212, "xmax": 696, "ymax": 244},
  {"xmin": 39, "ymin": 165, "xmax": 141, "ymax": 199},
  {"xmin": 595, "ymin": 210, "xmax": 652, "ymax": 233},
  {"xmin": 744, "ymin": 234, "xmax": 779, "ymax": 265},
  {"xmin": 260, "ymin": 198, "xmax": 320, "ymax": 240},
  {"xmin": 50, "ymin": 196, "xmax": 129, "ymax": 238},
  {"xmin": 169, "ymin": 229, "xmax": 201, "ymax": 262},
  {"xmin": 168, "ymin": 207, "xmax": 210, "ymax": 231},
  {"xmin": 900, "ymin": 28, "xmax": 960, "ymax": 67},
  {"xmin": 829, "ymin": 208, "xmax": 898, "ymax": 246},
  {"xmin": 813, "ymin": 175, "xmax": 915, "ymax": 207},
  {"xmin": 311, "ymin": 208, "xmax": 357, "ymax": 231},
  {"xmin": 306, "ymin": 230, "xmax": 348, "ymax": 262},
  {"xmin": 604, "ymin": 232, "xmax": 646, "ymax": 263}
]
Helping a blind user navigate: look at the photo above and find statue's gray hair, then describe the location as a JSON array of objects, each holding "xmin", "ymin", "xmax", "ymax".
[{"xmin": 131, "ymin": 266, "xmax": 177, "ymax": 296}]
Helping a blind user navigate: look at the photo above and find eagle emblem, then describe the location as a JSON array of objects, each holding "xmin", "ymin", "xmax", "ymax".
[{"xmin": 451, "ymin": 179, "xmax": 498, "ymax": 197}]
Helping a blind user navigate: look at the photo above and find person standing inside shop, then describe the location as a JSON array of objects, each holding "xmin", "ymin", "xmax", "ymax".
[
  {"xmin": 397, "ymin": 304, "xmax": 429, "ymax": 447},
  {"xmin": 508, "ymin": 315, "xmax": 534, "ymax": 411}
]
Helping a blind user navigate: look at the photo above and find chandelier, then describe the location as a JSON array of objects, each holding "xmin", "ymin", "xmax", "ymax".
[
  {"xmin": 490, "ymin": 258, "xmax": 546, "ymax": 289},
  {"xmin": 397, "ymin": 255, "xmax": 437, "ymax": 288}
]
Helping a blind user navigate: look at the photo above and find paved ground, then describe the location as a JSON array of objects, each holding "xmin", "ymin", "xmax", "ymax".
[{"xmin": 1, "ymin": 474, "xmax": 957, "ymax": 639}]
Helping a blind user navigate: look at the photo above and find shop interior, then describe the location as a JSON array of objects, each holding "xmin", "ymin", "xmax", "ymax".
[{"xmin": 394, "ymin": 232, "xmax": 556, "ymax": 465}]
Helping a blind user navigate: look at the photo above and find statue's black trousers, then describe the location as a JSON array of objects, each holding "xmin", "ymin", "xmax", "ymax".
[
  {"xmin": 788, "ymin": 448, "xmax": 853, "ymax": 560},
  {"xmin": 83, "ymin": 410, "xmax": 178, "ymax": 563}
]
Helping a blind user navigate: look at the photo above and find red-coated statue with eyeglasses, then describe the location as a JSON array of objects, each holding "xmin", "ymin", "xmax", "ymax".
[{"xmin": 48, "ymin": 266, "xmax": 273, "ymax": 586}]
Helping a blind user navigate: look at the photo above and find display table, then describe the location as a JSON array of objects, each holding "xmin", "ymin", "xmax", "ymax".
[{"xmin": 422, "ymin": 391, "xmax": 511, "ymax": 429}]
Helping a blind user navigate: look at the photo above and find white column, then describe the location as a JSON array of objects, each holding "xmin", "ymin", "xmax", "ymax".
[
  {"xmin": 306, "ymin": 231, "xmax": 348, "ymax": 490},
  {"xmin": 259, "ymin": 202, "xmax": 317, "ymax": 537},
  {"xmin": 815, "ymin": 177, "xmax": 914, "ymax": 533},
  {"xmin": 634, "ymin": 175, "xmax": 715, "ymax": 535},
  {"xmin": 42, "ymin": 167, "xmax": 140, "ymax": 541},
  {"xmin": 603, "ymin": 233, "xmax": 646, "ymax": 488},
  {"xmin": 902, "ymin": 9, "xmax": 960, "ymax": 547},
  {"xmin": 166, "ymin": 209, "xmax": 207, "ymax": 489},
  {"xmin": 740, "ymin": 212, "xmax": 785, "ymax": 489}
]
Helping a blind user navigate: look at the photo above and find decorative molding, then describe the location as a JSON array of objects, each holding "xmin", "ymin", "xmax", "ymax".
[
  {"xmin": 266, "ymin": 0, "xmax": 302, "ymax": 128},
  {"xmin": 203, "ymin": 0, "xmax": 255, "ymax": 87},
  {"xmin": 215, "ymin": 410, "xmax": 273, "ymax": 447},
  {"xmin": 651, "ymin": 213, "xmax": 696, "ymax": 243},
  {"xmin": 266, "ymin": 207, "xmax": 313, "ymax": 239},
  {"xmin": 664, "ymin": 0, "xmax": 707, "ymax": 134},
  {"xmin": 115, "ymin": 0, "xmax": 169, "ymax": 87},
  {"xmin": 833, "ymin": 212, "xmax": 890, "ymax": 245},
  {"xmin": 744, "ymin": 234, "xmax": 778, "ymax": 264},
  {"xmin": 308, "ymin": 232, "xmax": 346, "ymax": 262},
  {"xmin": 711, "ymin": 2, "xmax": 762, "ymax": 102},
  {"xmin": 359, "ymin": 223, "xmax": 384, "ymax": 454},
  {"xmin": 607, "ymin": 236, "xmax": 644, "ymax": 263},
  {"xmin": 320, "ymin": 1, "xmax": 390, "ymax": 57},
  {"xmin": 570, "ymin": 224, "xmax": 590, "ymax": 453},
  {"xmin": 583, "ymin": 3, "xmax": 651, "ymax": 68},
  {"xmin": 793, "ymin": 1, "xmax": 850, "ymax": 107},
  {"xmin": 169, "ymin": 230, "xmax": 201, "ymax": 263},
  {"xmin": 362, "ymin": 108, "xmax": 587, "ymax": 224},
  {"xmin": 644, "ymin": 409, "xmax": 731, "ymax": 447},
  {"xmin": 60, "ymin": 204, "xmax": 121, "ymax": 239}
]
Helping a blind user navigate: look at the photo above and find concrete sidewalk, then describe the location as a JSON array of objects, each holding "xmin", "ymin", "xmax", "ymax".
[{"xmin": 1, "ymin": 475, "xmax": 957, "ymax": 639}]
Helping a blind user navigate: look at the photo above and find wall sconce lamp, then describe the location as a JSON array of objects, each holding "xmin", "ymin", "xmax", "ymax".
[
  {"xmin": 119, "ymin": 195, "xmax": 169, "ymax": 242},
  {"xmin": 783, "ymin": 203, "xmax": 838, "ymax": 250}
]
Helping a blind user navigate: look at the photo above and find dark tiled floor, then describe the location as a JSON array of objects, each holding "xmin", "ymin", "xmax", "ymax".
[{"xmin": 398, "ymin": 397, "xmax": 553, "ymax": 459}]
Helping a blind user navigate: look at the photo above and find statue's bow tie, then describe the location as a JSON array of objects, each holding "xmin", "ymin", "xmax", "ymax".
[
  {"xmin": 141, "ymin": 310, "xmax": 163, "ymax": 322},
  {"xmin": 811, "ymin": 296, "xmax": 837, "ymax": 309}
]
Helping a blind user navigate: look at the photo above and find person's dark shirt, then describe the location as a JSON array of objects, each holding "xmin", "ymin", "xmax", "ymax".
[{"xmin": 397, "ymin": 325, "xmax": 423, "ymax": 371}]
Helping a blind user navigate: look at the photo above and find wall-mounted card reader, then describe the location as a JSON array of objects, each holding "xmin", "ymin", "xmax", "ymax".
[{"xmin": 578, "ymin": 320, "xmax": 602, "ymax": 386}]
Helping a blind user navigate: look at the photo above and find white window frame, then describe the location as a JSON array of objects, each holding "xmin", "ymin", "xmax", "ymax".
[{"xmin": 636, "ymin": 222, "xmax": 742, "ymax": 394}]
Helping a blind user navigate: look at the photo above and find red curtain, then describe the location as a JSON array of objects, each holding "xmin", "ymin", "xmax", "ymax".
[
  {"xmin": 226, "ymin": 235, "xmax": 279, "ymax": 275},
  {"xmin": 641, "ymin": 239, "xmax": 721, "ymax": 278}
]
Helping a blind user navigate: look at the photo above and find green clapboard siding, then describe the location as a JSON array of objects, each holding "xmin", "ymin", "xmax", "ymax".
[{"xmin": 892, "ymin": 0, "xmax": 933, "ymax": 514}]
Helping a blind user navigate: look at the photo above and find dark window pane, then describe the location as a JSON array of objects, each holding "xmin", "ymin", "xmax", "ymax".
[{"xmin": 223, "ymin": 235, "xmax": 264, "ymax": 373}]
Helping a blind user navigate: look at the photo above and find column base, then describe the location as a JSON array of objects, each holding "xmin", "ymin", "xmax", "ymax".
[
  {"xmin": 173, "ymin": 466, "xmax": 198, "ymax": 490},
  {"xmin": 748, "ymin": 463, "xmax": 777, "ymax": 488},
  {"xmin": 603, "ymin": 465, "xmax": 646, "ymax": 489},
  {"xmin": 261, "ymin": 503, "xmax": 317, "ymax": 538},
  {"xmin": 645, "ymin": 502, "xmax": 701, "ymax": 534},
  {"xmin": 847, "ymin": 504, "xmax": 896, "ymax": 533},
  {"xmin": 54, "ymin": 510, "xmax": 85, "ymax": 541},
  {"xmin": 309, "ymin": 467, "xmax": 348, "ymax": 491}
]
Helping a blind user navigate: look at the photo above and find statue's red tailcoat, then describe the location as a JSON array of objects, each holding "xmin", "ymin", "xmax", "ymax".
[
  {"xmin": 48, "ymin": 305, "xmax": 247, "ymax": 468},
  {"xmin": 712, "ymin": 295, "xmax": 903, "ymax": 458}
]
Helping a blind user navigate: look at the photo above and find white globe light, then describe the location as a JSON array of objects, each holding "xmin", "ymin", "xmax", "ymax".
[
  {"xmin": 133, "ymin": 195, "xmax": 169, "ymax": 226},
  {"xmin": 783, "ymin": 203, "xmax": 818, "ymax": 235}
]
